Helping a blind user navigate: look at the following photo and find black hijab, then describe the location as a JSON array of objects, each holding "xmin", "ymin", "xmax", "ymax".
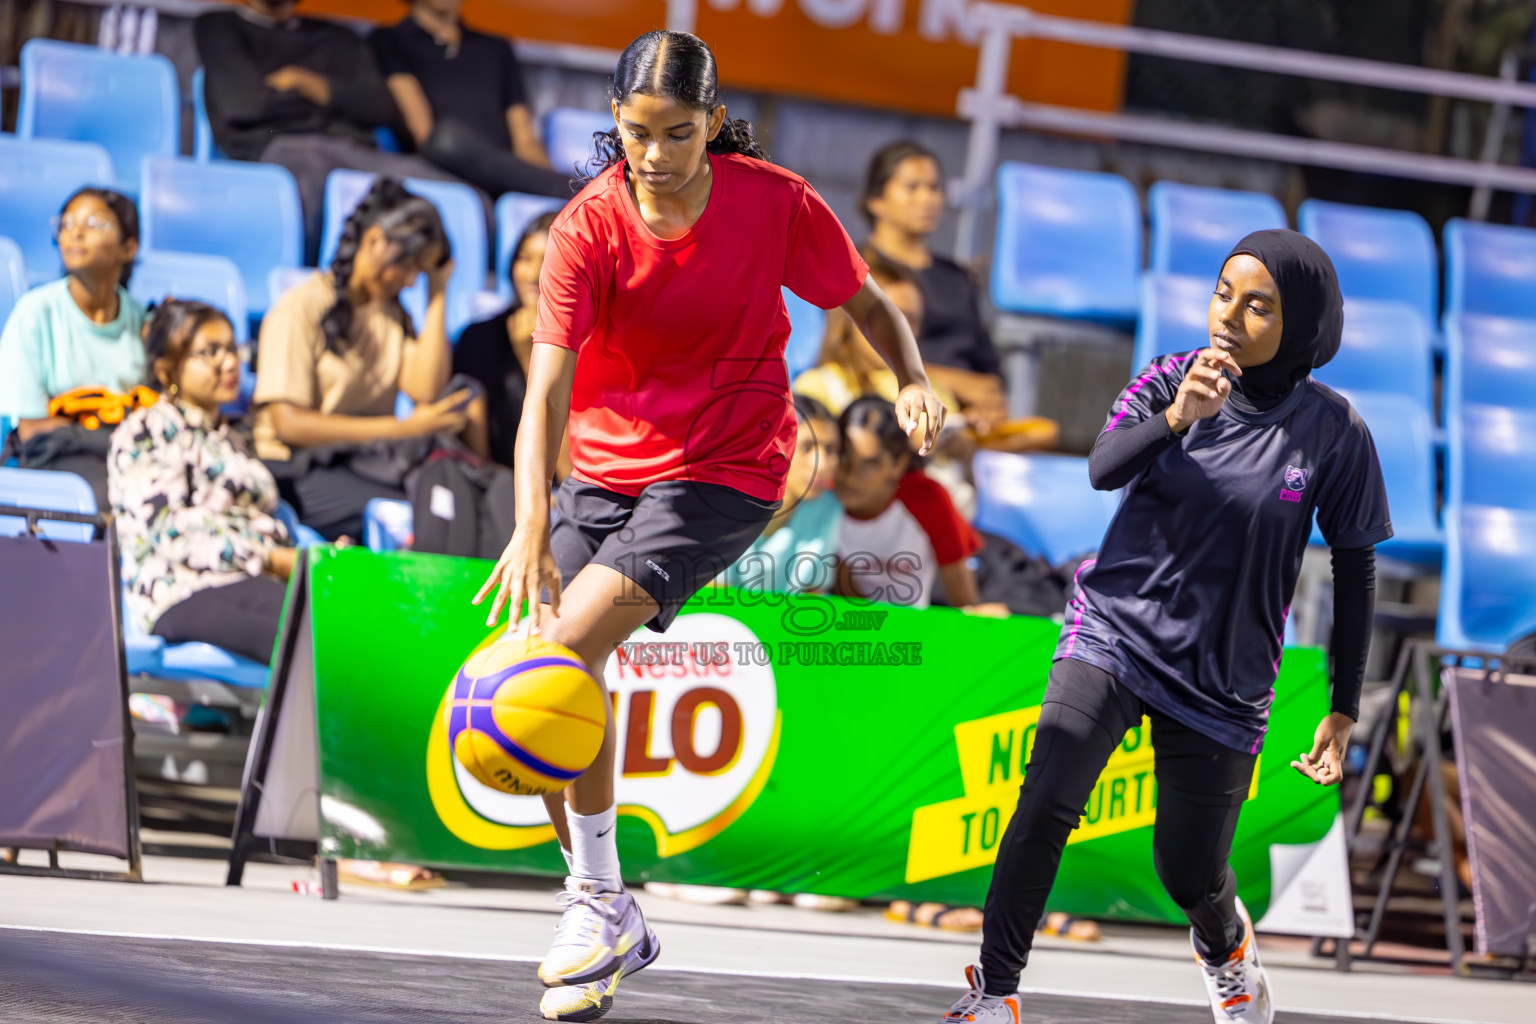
[{"xmin": 1220, "ymin": 228, "xmax": 1343, "ymax": 408}]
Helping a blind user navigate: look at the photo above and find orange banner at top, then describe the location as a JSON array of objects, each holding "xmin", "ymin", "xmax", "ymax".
[{"xmin": 300, "ymin": 0, "xmax": 1132, "ymax": 119}]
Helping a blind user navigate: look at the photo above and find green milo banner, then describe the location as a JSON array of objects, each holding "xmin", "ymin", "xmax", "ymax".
[{"xmin": 302, "ymin": 548, "xmax": 1344, "ymax": 928}]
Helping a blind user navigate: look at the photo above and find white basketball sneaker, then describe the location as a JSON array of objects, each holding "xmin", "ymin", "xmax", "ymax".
[
  {"xmin": 940, "ymin": 964, "xmax": 1020, "ymax": 1023},
  {"xmin": 540, "ymin": 925, "xmax": 659, "ymax": 1021},
  {"xmin": 539, "ymin": 878, "xmax": 651, "ymax": 988},
  {"xmin": 1195, "ymin": 897, "xmax": 1275, "ymax": 1023}
]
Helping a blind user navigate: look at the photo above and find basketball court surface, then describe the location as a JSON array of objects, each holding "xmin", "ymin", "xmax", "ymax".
[{"xmin": 1, "ymin": 854, "xmax": 1528, "ymax": 1024}]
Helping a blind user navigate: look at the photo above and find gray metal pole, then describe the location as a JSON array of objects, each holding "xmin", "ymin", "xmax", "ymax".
[
  {"xmin": 974, "ymin": 3, "xmax": 1536, "ymax": 109},
  {"xmin": 1470, "ymin": 50, "xmax": 1521, "ymax": 221},
  {"xmin": 954, "ymin": 24, "xmax": 1015, "ymax": 263},
  {"xmin": 959, "ymin": 91, "xmax": 1536, "ymax": 194}
]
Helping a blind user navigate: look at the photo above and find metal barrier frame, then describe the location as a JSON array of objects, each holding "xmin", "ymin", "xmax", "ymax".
[
  {"xmin": 0, "ymin": 505, "xmax": 142, "ymax": 884},
  {"xmin": 1323, "ymin": 641, "xmax": 1536, "ymax": 977},
  {"xmin": 956, "ymin": 5, "xmax": 1536, "ymax": 259}
]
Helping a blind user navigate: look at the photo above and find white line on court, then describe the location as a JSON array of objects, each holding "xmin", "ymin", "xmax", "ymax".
[{"xmin": 0, "ymin": 923, "xmax": 1497, "ymax": 1024}]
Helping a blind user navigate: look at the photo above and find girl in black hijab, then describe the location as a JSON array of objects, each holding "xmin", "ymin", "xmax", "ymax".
[{"xmin": 941, "ymin": 230, "xmax": 1392, "ymax": 1024}]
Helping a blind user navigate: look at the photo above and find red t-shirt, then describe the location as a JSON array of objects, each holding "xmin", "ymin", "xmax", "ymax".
[{"xmin": 532, "ymin": 152, "xmax": 869, "ymax": 502}]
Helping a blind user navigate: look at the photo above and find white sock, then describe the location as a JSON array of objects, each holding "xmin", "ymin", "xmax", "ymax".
[
  {"xmin": 559, "ymin": 846, "xmax": 574, "ymax": 874},
  {"xmin": 567, "ymin": 805, "xmax": 622, "ymax": 891}
]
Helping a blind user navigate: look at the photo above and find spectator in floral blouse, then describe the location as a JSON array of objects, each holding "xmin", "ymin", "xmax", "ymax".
[{"xmin": 110, "ymin": 300, "xmax": 295, "ymax": 664}]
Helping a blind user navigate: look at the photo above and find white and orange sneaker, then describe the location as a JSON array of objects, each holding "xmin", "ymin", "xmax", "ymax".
[
  {"xmin": 1195, "ymin": 897, "xmax": 1275, "ymax": 1023},
  {"xmin": 940, "ymin": 964, "xmax": 1020, "ymax": 1023}
]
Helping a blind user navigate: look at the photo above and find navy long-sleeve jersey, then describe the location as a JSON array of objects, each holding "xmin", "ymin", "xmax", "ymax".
[{"xmin": 1058, "ymin": 350, "xmax": 1393, "ymax": 754}]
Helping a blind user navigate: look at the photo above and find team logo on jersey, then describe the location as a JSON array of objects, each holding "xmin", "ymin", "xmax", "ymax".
[
  {"xmin": 1280, "ymin": 465, "xmax": 1308, "ymax": 503},
  {"xmin": 426, "ymin": 613, "xmax": 780, "ymax": 855}
]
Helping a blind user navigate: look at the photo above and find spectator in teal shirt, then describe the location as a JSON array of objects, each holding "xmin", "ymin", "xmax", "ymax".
[
  {"xmin": 717, "ymin": 393, "xmax": 844, "ymax": 597},
  {"xmin": 0, "ymin": 187, "xmax": 146, "ymax": 506}
]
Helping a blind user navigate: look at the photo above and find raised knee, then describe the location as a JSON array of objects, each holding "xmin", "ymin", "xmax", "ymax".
[
  {"xmin": 1010, "ymin": 783, "xmax": 1087, "ymax": 838},
  {"xmin": 1154, "ymin": 852, "xmax": 1210, "ymax": 910}
]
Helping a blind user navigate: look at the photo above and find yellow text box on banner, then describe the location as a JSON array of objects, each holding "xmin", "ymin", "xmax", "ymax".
[{"xmin": 906, "ymin": 707, "xmax": 1260, "ymax": 884}]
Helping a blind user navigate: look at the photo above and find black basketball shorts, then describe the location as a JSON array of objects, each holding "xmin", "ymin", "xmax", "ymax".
[{"xmin": 546, "ymin": 476, "xmax": 781, "ymax": 633}]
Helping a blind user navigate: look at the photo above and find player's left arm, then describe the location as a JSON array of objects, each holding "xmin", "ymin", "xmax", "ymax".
[{"xmin": 840, "ymin": 276, "xmax": 944, "ymax": 456}]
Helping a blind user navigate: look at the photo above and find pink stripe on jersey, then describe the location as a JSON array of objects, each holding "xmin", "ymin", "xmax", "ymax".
[
  {"xmin": 1104, "ymin": 351, "xmax": 1200, "ymax": 434},
  {"xmin": 1061, "ymin": 559, "xmax": 1098, "ymax": 658}
]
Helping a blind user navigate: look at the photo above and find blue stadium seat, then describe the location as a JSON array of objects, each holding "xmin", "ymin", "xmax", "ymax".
[
  {"xmin": 0, "ymin": 136, "xmax": 115, "ymax": 286},
  {"xmin": 1443, "ymin": 218, "xmax": 1536, "ymax": 321},
  {"xmin": 1147, "ymin": 182, "xmax": 1287, "ymax": 277},
  {"xmin": 191, "ymin": 67, "xmax": 219, "ymax": 162},
  {"xmin": 783, "ymin": 287, "xmax": 827, "ymax": 380},
  {"xmin": 274, "ymin": 499, "xmax": 327, "ymax": 548},
  {"xmin": 1439, "ymin": 404, "xmax": 1536, "ymax": 650},
  {"xmin": 139, "ymin": 156, "xmax": 303, "ymax": 317},
  {"xmin": 17, "ymin": 40, "xmax": 177, "ymax": 194},
  {"xmin": 0, "ymin": 236, "xmax": 26, "ymax": 330},
  {"xmin": 494, "ymin": 192, "xmax": 565, "ymax": 302},
  {"xmin": 1313, "ymin": 299, "xmax": 1435, "ymax": 415},
  {"xmin": 319, "ymin": 170, "xmax": 486, "ymax": 338},
  {"xmin": 1132, "ymin": 274, "xmax": 1211, "ymax": 371},
  {"xmin": 364, "ymin": 497, "xmax": 414, "ymax": 552},
  {"xmin": 543, "ymin": 108, "xmax": 613, "ymax": 179},
  {"xmin": 130, "ymin": 249, "xmax": 249, "ymax": 343},
  {"xmin": 149, "ymin": 641, "xmax": 270, "ymax": 688},
  {"xmin": 1297, "ymin": 199, "xmax": 1438, "ymax": 330},
  {"xmin": 1437, "ymin": 318, "xmax": 1536, "ymax": 649},
  {"xmin": 0, "ymin": 467, "xmax": 95, "ymax": 543},
  {"xmin": 971, "ymin": 451, "xmax": 1117, "ymax": 567},
  {"xmin": 1332, "ymin": 390, "xmax": 1443, "ymax": 566},
  {"xmin": 1444, "ymin": 314, "xmax": 1536, "ymax": 412},
  {"xmin": 991, "ymin": 163, "xmax": 1141, "ymax": 323}
]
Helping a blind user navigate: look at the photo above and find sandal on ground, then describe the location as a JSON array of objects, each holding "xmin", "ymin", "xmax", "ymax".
[
  {"xmin": 884, "ymin": 900, "xmax": 984, "ymax": 932},
  {"xmin": 336, "ymin": 859, "xmax": 445, "ymax": 890},
  {"xmin": 1037, "ymin": 911, "xmax": 1101, "ymax": 942}
]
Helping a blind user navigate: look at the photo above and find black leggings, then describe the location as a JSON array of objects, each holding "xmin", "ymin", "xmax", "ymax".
[
  {"xmin": 151, "ymin": 576, "xmax": 288, "ymax": 665},
  {"xmin": 980, "ymin": 658, "xmax": 1257, "ymax": 996}
]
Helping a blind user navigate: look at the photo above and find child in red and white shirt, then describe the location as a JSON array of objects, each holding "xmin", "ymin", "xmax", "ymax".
[{"xmin": 835, "ymin": 395, "xmax": 989, "ymax": 610}]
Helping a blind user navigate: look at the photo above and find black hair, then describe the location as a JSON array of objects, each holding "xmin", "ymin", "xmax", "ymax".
[
  {"xmin": 142, "ymin": 298, "xmax": 232, "ymax": 391},
  {"xmin": 858, "ymin": 140, "xmax": 941, "ymax": 227},
  {"xmin": 839, "ymin": 394, "xmax": 923, "ymax": 470},
  {"xmin": 586, "ymin": 30, "xmax": 766, "ymax": 180},
  {"xmin": 507, "ymin": 210, "xmax": 559, "ymax": 305},
  {"xmin": 59, "ymin": 186, "xmax": 139, "ymax": 288},
  {"xmin": 323, "ymin": 176, "xmax": 449, "ymax": 353},
  {"xmin": 792, "ymin": 391, "xmax": 834, "ymax": 427}
]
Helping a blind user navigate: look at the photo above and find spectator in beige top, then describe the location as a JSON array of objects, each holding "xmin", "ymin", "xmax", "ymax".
[{"xmin": 253, "ymin": 176, "xmax": 485, "ymax": 539}]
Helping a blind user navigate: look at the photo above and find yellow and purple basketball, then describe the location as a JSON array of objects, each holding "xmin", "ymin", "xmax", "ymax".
[{"xmin": 444, "ymin": 637, "xmax": 607, "ymax": 795}]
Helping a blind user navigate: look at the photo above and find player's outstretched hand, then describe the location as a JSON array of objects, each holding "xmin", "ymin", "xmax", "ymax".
[
  {"xmin": 1291, "ymin": 712, "xmax": 1354, "ymax": 786},
  {"xmin": 473, "ymin": 523, "xmax": 562, "ymax": 632},
  {"xmin": 896, "ymin": 383, "xmax": 946, "ymax": 457},
  {"xmin": 1164, "ymin": 348, "xmax": 1241, "ymax": 434}
]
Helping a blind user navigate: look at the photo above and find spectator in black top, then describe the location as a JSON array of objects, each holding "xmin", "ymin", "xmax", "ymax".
[
  {"xmin": 371, "ymin": 0, "xmax": 571, "ymax": 200},
  {"xmin": 195, "ymin": 0, "xmax": 468, "ymax": 264},
  {"xmin": 861, "ymin": 141, "xmax": 1007, "ymax": 432},
  {"xmin": 453, "ymin": 211, "xmax": 572, "ymax": 478}
]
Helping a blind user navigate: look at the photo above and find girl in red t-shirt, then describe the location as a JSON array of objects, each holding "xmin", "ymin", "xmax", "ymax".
[{"xmin": 471, "ymin": 29, "xmax": 944, "ymax": 1023}]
